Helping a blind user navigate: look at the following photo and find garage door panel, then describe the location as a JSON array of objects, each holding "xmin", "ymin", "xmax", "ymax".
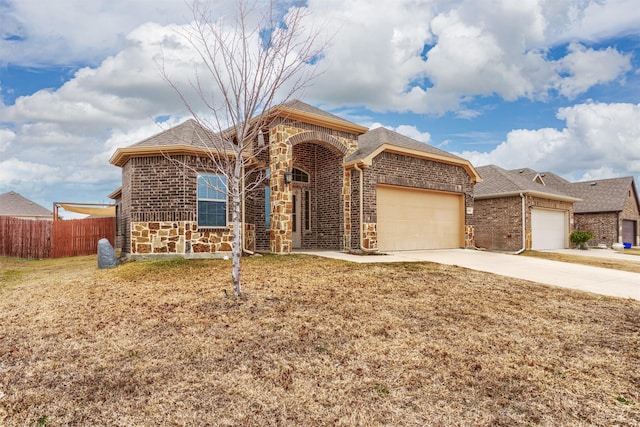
[
  {"xmin": 531, "ymin": 208, "xmax": 567, "ymax": 250},
  {"xmin": 377, "ymin": 185, "xmax": 463, "ymax": 251},
  {"xmin": 622, "ymin": 220, "xmax": 636, "ymax": 245}
]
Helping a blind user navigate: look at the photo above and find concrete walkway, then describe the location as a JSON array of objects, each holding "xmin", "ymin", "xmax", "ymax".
[{"xmin": 297, "ymin": 249, "xmax": 640, "ymax": 301}]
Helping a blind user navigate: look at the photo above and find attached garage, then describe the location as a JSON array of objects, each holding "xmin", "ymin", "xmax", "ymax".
[
  {"xmin": 376, "ymin": 185, "xmax": 464, "ymax": 251},
  {"xmin": 531, "ymin": 208, "xmax": 568, "ymax": 250}
]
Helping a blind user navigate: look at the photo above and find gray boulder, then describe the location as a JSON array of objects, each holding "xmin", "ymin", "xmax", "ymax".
[{"xmin": 97, "ymin": 238, "xmax": 117, "ymax": 269}]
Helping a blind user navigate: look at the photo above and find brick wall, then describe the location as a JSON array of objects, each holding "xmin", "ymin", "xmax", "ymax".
[
  {"xmin": 473, "ymin": 195, "xmax": 574, "ymax": 251},
  {"xmin": 315, "ymin": 145, "xmax": 343, "ymax": 248},
  {"xmin": 119, "ymin": 154, "xmax": 264, "ymax": 257},
  {"xmin": 119, "ymin": 162, "xmax": 133, "ymax": 254},
  {"xmin": 350, "ymin": 168, "xmax": 361, "ymax": 248},
  {"xmin": 574, "ymin": 212, "xmax": 618, "ymax": 247},
  {"xmin": 286, "ymin": 142, "xmax": 344, "ymax": 249},
  {"xmin": 622, "ymin": 189, "xmax": 640, "ymax": 245},
  {"xmin": 128, "ymin": 155, "xmax": 199, "ymax": 222},
  {"xmin": 622, "ymin": 187, "xmax": 640, "ymax": 219},
  {"xmin": 369, "ymin": 152, "xmax": 474, "ymax": 222},
  {"xmin": 473, "ymin": 196, "xmax": 524, "ymax": 251}
]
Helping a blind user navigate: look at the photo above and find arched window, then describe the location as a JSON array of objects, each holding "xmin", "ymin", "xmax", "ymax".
[{"xmin": 292, "ymin": 168, "xmax": 309, "ymax": 183}]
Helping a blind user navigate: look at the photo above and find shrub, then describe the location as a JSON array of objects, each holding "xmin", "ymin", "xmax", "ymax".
[{"xmin": 570, "ymin": 230, "xmax": 594, "ymax": 249}]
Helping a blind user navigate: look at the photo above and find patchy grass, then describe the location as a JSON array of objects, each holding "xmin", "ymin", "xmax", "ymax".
[
  {"xmin": 521, "ymin": 251, "xmax": 640, "ymax": 274},
  {"xmin": 0, "ymin": 255, "xmax": 638, "ymax": 426},
  {"xmin": 624, "ymin": 248, "xmax": 640, "ymax": 256}
]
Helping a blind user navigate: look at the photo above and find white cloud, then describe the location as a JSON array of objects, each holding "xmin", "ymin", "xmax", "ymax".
[
  {"xmin": 562, "ymin": 0, "xmax": 640, "ymax": 42},
  {"xmin": 0, "ymin": 128, "xmax": 15, "ymax": 152},
  {"xmin": 0, "ymin": 0, "xmax": 191, "ymax": 67},
  {"xmin": 0, "ymin": 157, "xmax": 60, "ymax": 184},
  {"xmin": 458, "ymin": 102, "xmax": 640, "ymax": 179},
  {"xmin": 1, "ymin": 0, "xmax": 639, "ymax": 205},
  {"xmin": 555, "ymin": 43, "xmax": 632, "ymax": 98},
  {"xmin": 305, "ymin": 0, "xmax": 636, "ymax": 114}
]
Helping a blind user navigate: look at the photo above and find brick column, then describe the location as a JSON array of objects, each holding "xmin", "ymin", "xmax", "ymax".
[
  {"xmin": 342, "ymin": 168, "xmax": 351, "ymax": 250},
  {"xmin": 269, "ymin": 126, "xmax": 293, "ymax": 254}
]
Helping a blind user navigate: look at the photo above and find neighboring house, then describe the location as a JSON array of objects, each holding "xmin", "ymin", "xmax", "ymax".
[
  {"xmin": 109, "ymin": 100, "xmax": 481, "ymax": 259},
  {"xmin": 529, "ymin": 172, "xmax": 640, "ymax": 247},
  {"xmin": 472, "ymin": 166, "xmax": 579, "ymax": 251},
  {"xmin": 0, "ymin": 191, "xmax": 53, "ymax": 220}
]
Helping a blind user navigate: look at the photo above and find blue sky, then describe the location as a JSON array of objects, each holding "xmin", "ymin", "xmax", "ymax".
[{"xmin": 1, "ymin": 0, "xmax": 640, "ymax": 215}]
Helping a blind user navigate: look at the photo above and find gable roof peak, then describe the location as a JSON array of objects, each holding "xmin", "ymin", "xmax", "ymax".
[
  {"xmin": 346, "ymin": 126, "xmax": 481, "ymax": 183},
  {"xmin": 475, "ymin": 165, "xmax": 578, "ymax": 201},
  {"xmin": 568, "ymin": 176, "xmax": 636, "ymax": 213}
]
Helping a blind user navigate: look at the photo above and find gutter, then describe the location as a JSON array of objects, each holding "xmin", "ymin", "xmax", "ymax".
[
  {"xmin": 353, "ymin": 163, "xmax": 378, "ymax": 254},
  {"xmin": 475, "ymin": 190, "xmax": 580, "ymax": 203},
  {"xmin": 514, "ymin": 192, "xmax": 526, "ymax": 254}
]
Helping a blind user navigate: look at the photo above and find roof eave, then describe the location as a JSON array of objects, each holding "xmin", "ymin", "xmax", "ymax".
[
  {"xmin": 574, "ymin": 208, "xmax": 622, "ymax": 214},
  {"xmin": 344, "ymin": 143, "xmax": 482, "ymax": 183},
  {"xmin": 108, "ymin": 187, "xmax": 122, "ymax": 200},
  {"xmin": 475, "ymin": 190, "xmax": 580, "ymax": 202},
  {"xmin": 109, "ymin": 145, "xmax": 250, "ymax": 167}
]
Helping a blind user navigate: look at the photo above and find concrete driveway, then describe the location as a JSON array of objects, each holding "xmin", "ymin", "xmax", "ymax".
[{"xmin": 299, "ymin": 249, "xmax": 640, "ymax": 301}]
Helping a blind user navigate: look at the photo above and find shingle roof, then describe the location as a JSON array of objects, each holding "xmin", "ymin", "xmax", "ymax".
[
  {"xmin": 130, "ymin": 119, "xmax": 217, "ymax": 149},
  {"xmin": 126, "ymin": 100, "xmax": 364, "ymax": 150},
  {"xmin": 509, "ymin": 167, "xmax": 541, "ymax": 182},
  {"xmin": 346, "ymin": 127, "xmax": 463, "ymax": 163},
  {"xmin": 0, "ymin": 191, "xmax": 53, "ymax": 217},
  {"xmin": 281, "ymin": 100, "xmax": 363, "ymax": 127},
  {"xmin": 475, "ymin": 165, "xmax": 577, "ymax": 201},
  {"xmin": 497, "ymin": 167, "xmax": 638, "ymax": 213},
  {"xmin": 536, "ymin": 171, "xmax": 571, "ymax": 188},
  {"xmin": 566, "ymin": 177, "xmax": 636, "ymax": 213}
]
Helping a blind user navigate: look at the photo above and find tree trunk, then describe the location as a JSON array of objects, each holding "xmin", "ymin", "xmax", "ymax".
[{"xmin": 231, "ymin": 171, "xmax": 243, "ymax": 297}]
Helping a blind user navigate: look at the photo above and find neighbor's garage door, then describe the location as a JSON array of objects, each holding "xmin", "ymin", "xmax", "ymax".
[
  {"xmin": 531, "ymin": 208, "xmax": 567, "ymax": 250},
  {"xmin": 376, "ymin": 185, "xmax": 464, "ymax": 251},
  {"xmin": 622, "ymin": 220, "xmax": 636, "ymax": 245}
]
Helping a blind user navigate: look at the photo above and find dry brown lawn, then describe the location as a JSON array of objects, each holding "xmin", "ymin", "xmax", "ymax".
[
  {"xmin": 1, "ymin": 254, "xmax": 638, "ymax": 426},
  {"xmin": 521, "ymin": 250, "xmax": 640, "ymax": 274}
]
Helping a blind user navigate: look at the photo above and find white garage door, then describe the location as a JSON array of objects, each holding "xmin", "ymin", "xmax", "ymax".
[
  {"xmin": 531, "ymin": 208, "xmax": 567, "ymax": 250},
  {"xmin": 376, "ymin": 185, "xmax": 464, "ymax": 251}
]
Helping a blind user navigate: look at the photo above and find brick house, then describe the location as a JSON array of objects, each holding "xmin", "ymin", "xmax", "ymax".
[
  {"xmin": 530, "ymin": 173, "xmax": 640, "ymax": 247},
  {"xmin": 108, "ymin": 100, "xmax": 481, "ymax": 259},
  {"xmin": 472, "ymin": 165, "xmax": 579, "ymax": 251}
]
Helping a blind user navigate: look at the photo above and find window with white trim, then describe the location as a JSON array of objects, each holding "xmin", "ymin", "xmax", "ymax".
[{"xmin": 197, "ymin": 174, "xmax": 227, "ymax": 227}]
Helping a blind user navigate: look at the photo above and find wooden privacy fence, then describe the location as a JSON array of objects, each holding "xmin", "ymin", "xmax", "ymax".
[
  {"xmin": 0, "ymin": 216, "xmax": 52, "ymax": 259},
  {"xmin": 0, "ymin": 216, "xmax": 115, "ymax": 259}
]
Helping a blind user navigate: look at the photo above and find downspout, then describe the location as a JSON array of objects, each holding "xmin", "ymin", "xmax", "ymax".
[
  {"xmin": 514, "ymin": 192, "xmax": 526, "ymax": 254},
  {"xmin": 353, "ymin": 163, "xmax": 378, "ymax": 254}
]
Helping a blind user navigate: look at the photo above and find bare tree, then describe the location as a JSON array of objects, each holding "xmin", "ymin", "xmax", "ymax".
[{"xmin": 163, "ymin": 0, "xmax": 323, "ymax": 297}]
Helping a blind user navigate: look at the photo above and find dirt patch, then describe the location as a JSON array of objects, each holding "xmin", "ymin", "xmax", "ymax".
[{"xmin": 1, "ymin": 255, "xmax": 638, "ymax": 426}]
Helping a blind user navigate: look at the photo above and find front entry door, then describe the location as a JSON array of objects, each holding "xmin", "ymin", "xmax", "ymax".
[{"xmin": 292, "ymin": 188, "xmax": 302, "ymax": 248}]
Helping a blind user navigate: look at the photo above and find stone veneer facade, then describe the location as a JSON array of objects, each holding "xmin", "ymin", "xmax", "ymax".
[
  {"xmin": 130, "ymin": 221, "xmax": 255, "ymax": 258},
  {"xmin": 116, "ymin": 155, "xmax": 257, "ymax": 260},
  {"xmin": 266, "ymin": 120, "xmax": 359, "ymax": 254}
]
